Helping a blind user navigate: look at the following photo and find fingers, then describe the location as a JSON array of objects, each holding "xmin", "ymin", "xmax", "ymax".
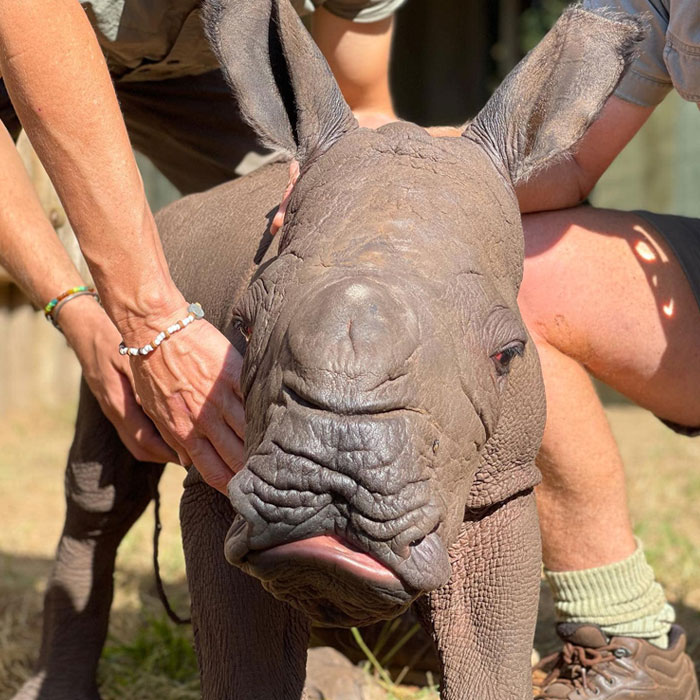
[
  {"xmin": 222, "ymin": 389, "xmax": 246, "ymax": 442},
  {"xmin": 143, "ymin": 399, "xmax": 245, "ymax": 488},
  {"xmin": 270, "ymin": 160, "xmax": 300, "ymax": 235},
  {"xmin": 118, "ymin": 421, "xmax": 176, "ymax": 464},
  {"xmin": 108, "ymin": 373, "xmax": 177, "ymax": 463},
  {"xmin": 192, "ymin": 398, "xmax": 246, "ymax": 475},
  {"xmin": 198, "ymin": 427, "xmax": 245, "ymax": 476},
  {"xmin": 186, "ymin": 438, "xmax": 237, "ymax": 494},
  {"xmin": 126, "ymin": 321, "xmax": 250, "ymax": 493},
  {"xmin": 353, "ymin": 110, "xmax": 397, "ymax": 129},
  {"xmin": 425, "ymin": 124, "xmax": 463, "ymax": 138}
]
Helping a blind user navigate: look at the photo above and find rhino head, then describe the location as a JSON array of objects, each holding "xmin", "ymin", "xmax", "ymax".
[{"xmin": 203, "ymin": 0, "xmax": 642, "ymax": 627}]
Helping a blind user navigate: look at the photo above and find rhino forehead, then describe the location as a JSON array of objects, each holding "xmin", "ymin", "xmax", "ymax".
[{"xmin": 281, "ymin": 128, "xmax": 523, "ymax": 285}]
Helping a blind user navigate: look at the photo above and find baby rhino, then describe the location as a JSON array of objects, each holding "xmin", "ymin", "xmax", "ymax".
[{"xmin": 17, "ymin": 1, "xmax": 642, "ymax": 699}]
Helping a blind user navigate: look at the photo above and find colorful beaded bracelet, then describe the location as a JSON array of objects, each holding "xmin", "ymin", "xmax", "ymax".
[
  {"xmin": 50, "ymin": 290, "xmax": 101, "ymax": 330},
  {"xmin": 44, "ymin": 285, "xmax": 95, "ymax": 317},
  {"xmin": 44, "ymin": 286, "xmax": 100, "ymax": 330},
  {"xmin": 119, "ymin": 302, "xmax": 205, "ymax": 357}
]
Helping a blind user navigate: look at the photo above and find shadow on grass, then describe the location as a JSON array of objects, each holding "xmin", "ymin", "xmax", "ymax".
[
  {"xmin": 0, "ymin": 550, "xmax": 197, "ymax": 700},
  {"xmin": 2, "ymin": 552, "xmax": 699, "ymax": 700}
]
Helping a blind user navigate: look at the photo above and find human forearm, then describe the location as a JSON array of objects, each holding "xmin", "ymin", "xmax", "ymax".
[
  {"xmin": 0, "ymin": 122, "xmax": 175, "ymax": 462},
  {"xmin": 0, "ymin": 1, "xmax": 246, "ymax": 488},
  {"xmin": 0, "ymin": 0, "xmax": 181, "ymax": 336},
  {"xmin": 0, "ymin": 122, "xmax": 85, "ymax": 309},
  {"xmin": 312, "ymin": 7, "xmax": 395, "ymax": 119},
  {"xmin": 516, "ymin": 96, "xmax": 654, "ymax": 213},
  {"xmin": 515, "ymin": 159, "xmax": 593, "ymax": 214}
]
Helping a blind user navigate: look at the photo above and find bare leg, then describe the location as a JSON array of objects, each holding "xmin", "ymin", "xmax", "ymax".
[
  {"xmin": 418, "ymin": 490, "xmax": 541, "ymax": 700},
  {"xmin": 14, "ymin": 381, "xmax": 163, "ymax": 700},
  {"xmin": 519, "ymin": 207, "xmax": 700, "ymax": 571}
]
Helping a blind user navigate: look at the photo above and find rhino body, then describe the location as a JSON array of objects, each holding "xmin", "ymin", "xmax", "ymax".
[{"xmin": 15, "ymin": 2, "xmax": 643, "ymax": 698}]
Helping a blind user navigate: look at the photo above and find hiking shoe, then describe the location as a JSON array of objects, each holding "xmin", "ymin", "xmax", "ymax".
[{"xmin": 534, "ymin": 623, "xmax": 700, "ymax": 699}]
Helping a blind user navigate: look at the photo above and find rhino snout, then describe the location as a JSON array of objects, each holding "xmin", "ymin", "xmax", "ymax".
[
  {"xmin": 223, "ymin": 495, "xmax": 450, "ymax": 627},
  {"xmin": 284, "ymin": 276, "xmax": 420, "ymax": 403},
  {"xmin": 223, "ymin": 440, "xmax": 451, "ymax": 627}
]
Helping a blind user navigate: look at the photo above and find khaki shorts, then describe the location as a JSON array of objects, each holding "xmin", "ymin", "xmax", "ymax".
[
  {"xmin": 634, "ymin": 210, "xmax": 700, "ymax": 436},
  {"xmin": 0, "ymin": 70, "xmax": 270, "ymax": 195}
]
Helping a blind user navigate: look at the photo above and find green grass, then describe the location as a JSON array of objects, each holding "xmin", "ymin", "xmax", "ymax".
[{"xmin": 103, "ymin": 617, "xmax": 198, "ymax": 684}]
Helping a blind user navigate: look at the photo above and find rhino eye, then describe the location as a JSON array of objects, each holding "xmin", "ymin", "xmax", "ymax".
[
  {"xmin": 491, "ymin": 340, "xmax": 524, "ymax": 376},
  {"xmin": 233, "ymin": 317, "xmax": 253, "ymax": 343}
]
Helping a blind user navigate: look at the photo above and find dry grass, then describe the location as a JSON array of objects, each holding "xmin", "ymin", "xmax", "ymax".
[{"xmin": 0, "ymin": 402, "xmax": 698, "ymax": 699}]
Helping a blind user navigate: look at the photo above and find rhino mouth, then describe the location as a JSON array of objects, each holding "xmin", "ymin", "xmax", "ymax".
[
  {"xmin": 224, "ymin": 512, "xmax": 450, "ymax": 626},
  {"xmin": 226, "ymin": 528, "xmax": 416, "ymax": 626},
  {"xmin": 246, "ymin": 534, "xmax": 403, "ymax": 587},
  {"xmin": 223, "ymin": 393, "xmax": 453, "ymax": 625}
]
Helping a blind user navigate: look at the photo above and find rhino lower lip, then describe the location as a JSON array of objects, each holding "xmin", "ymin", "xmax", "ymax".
[{"xmin": 245, "ymin": 534, "xmax": 405, "ymax": 589}]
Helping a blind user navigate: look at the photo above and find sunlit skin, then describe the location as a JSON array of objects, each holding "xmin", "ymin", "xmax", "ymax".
[
  {"xmin": 519, "ymin": 207, "xmax": 700, "ymax": 571},
  {"xmin": 517, "ymin": 92, "xmax": 700, "ymax": 572},
  {"xmin": 633, "ymin": 229, "xmax": 676, "ymax": 318},
  {"xmin": 634, "ymin": 240, "xmax": 658, "ymax": 262}
]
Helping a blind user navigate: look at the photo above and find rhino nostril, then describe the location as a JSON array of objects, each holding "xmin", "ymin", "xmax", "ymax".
[
  {"xmin": 410, "ymin": 523, "xmax": 440, "ymax": 549},
  {"xmin": 224, "ymin": 514, "xmax": 251, "ymax": 565}
]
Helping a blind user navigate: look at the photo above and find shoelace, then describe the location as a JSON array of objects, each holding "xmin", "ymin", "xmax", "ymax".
[{"xmin": 534, "ymin": 641, "xmax": 621, "ymax": 693}]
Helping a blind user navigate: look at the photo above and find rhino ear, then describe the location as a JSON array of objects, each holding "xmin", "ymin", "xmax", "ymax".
[
  {"xmin": 463, "ymin": 8, "xmax": 644, "ymax": 185},
  {"xmin": 203, "ymin": 0, "xmax": 358, "ymax": 165}
]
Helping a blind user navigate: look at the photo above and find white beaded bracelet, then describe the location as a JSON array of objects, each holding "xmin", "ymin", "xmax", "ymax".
[{"xmin": 119, "ymin": 302, "xmax": 205, "ymax": 357}]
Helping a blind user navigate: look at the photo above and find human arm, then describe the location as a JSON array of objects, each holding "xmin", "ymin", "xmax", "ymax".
[
  {"xmin": 515, "ymin": 95, "xmax": 654, "ymax": 213},
  {"xmin": 0, "ymin": 0, "xmax": 243, "ymax": 491},
  {"xmin": 516, "ymin": 0, "xmax": 679, "ymax": 212},
  {"xmin": 0, "ymin": 121, "xmax": 174, "ymax": 463},
  {"xmin": 312, "ymin": 5, "xmax": 397, "ymax": 126}
]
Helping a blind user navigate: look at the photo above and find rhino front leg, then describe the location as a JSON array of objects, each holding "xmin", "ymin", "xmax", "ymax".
[
  {"xmin": 14, "ymin": 381, "xmax": 163, "ymax": 700},
  {"xmin": 180, "ymin": 469, "xmax": 311, "ymax": 700},
  {"xmin": 418, "ymin": 489, "xmax": 541, "ymax": 700}
]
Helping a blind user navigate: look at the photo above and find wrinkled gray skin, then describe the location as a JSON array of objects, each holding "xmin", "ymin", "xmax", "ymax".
[{"xmin": 14, "ymin": 3, "xmax": 642, "ymax": 699}]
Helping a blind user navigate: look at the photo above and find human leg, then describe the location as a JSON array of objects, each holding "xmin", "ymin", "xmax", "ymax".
[
  {"xmin": 519, "ymin": 206, "xmax": 700, "ymax": 697},
  {"xmin": 519, "ymin": 206, "xmax": 700, "ymax": 571},
  {"xmin": 0, "ymin": 78, "xmax": 21, "ymax": 140},
  {"xmin": 117, "ymin": 70, "xmax": 274, "ymax": 195}
]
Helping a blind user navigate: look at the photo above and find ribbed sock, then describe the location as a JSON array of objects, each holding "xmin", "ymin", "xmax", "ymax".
[{"xmin": 544, "ymin": 539, "xmax": 675, "ymax": 648}]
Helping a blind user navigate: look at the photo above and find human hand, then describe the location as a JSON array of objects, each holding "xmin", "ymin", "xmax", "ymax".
[
  {"xmin": 425, "ymin": 125, "xmax": 463, "ymax": 138},
  {"xmin": 270, "ymin": 160, "xmax": 300, "ymax": 236},
  {"xmin": 60, "ymin": 296, "xmax": 177, "ymax": 464},
  {"xmin": 123, "ymin": 312, "xmax": 246, "ymax": 494},
  {"xmin": 353, "ymin": 110, "xmax": 397, "ymax": 129},
  {"xmin": 269, "ymin": 110, "xmax": 398, "ymax": 236}
]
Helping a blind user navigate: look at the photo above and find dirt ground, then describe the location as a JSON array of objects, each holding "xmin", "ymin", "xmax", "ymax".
[{"xmin": 0, "ymin": 401, "xmax": 698, "ymax": 699}]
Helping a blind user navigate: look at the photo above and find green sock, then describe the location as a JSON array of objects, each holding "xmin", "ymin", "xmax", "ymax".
[{"xmin": 544, "ymin": 539, "xmax": 675, "ymax": 648}]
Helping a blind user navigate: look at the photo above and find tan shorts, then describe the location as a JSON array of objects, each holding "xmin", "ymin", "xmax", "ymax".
[{"xmin": 1, "ymin": 70, "xmax": 269, "ymax": 195}]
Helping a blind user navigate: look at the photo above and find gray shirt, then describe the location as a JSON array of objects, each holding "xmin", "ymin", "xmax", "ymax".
[
  {"xmin": 83, "ymin": 0, "xmax": 405, "ymax": 82},
  {"xmin": 584, "ymin": 0, "xmax": 700, "ymax": 106}
]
